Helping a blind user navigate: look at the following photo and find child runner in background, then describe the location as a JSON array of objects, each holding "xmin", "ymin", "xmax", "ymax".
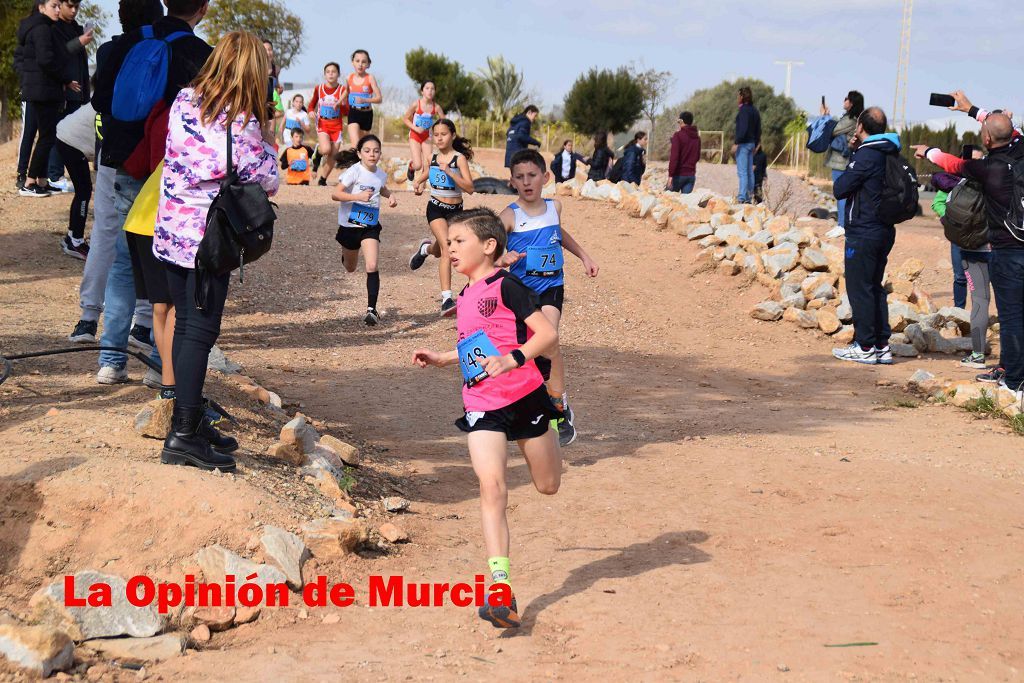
[
  {"xmin": 282, "ymin": 93, "xmax": 311, "ymax": 146},
  {"xmin": 499, "ymin": 149, "xmax": 599, "ymax": 447},
  {"xmin": 280, "ymin": 128, "xmax": 314, "ymax": 185},
  {"xmin": 402, "ymin": 81, "xmax": 444, "ymax": 181},
  {"xmin": 309, "ymin": 62, "xmax": 348, "ymax": 186},
  {"xmin": 346, "ymin": 50, "xmax": 381, "ymax": 148},
  {"xmin": 332, "ymin": 134, "xmax": 396, "ymax": 326},
  {"xmin": 410, "ymin": 119, "xmax": 475, "ymax": 316},
  {"xmin": 412, "ymin": 207, "xmax": 561, "ymax": 629}
]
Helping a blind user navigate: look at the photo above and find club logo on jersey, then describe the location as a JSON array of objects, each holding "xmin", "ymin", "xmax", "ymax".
[{"xmin": 478, "ymin": 297, "xmax": 498, "ymax": 318}]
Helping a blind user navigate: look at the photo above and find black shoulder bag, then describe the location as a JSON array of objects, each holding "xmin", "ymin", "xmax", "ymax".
[{"xmin": 194, "ymin": 119, "xmax": 276, "ymax": 308}]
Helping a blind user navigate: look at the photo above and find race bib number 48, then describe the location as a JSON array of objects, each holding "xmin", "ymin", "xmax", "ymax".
[{"xmin": 458, "ymin": 330, "xmax": 501, "ymax": 387}]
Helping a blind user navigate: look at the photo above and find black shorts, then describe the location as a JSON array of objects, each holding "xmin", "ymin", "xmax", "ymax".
[
  {"xmin": 455, "ymin": 385, "xmax": 558, "ymax": 441},
  {"xmin": 335, "ymin": 224, "xmax": 381, "ymax": 251},
  {"xmin": 348, "ymin": 107, "xmax": 373, "ymax": 131},
  {"xmin": 426, "ymin": 197, "xmax": 463, "ymax": 224},
  {"xmin": 125, "ymin": 232, "xmax": 172, "ymax": 305},
  {"xmin": 537, "ymin": 285, "xmax": 564, "ymax": 311}
]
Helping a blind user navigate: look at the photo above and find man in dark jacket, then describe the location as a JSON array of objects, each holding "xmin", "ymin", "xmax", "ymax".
[
  {"xmin": 667, "ymin": 111, "xmax": 700, "ymax": 194},
  {"xmin": 47, "ymin": 0, "xmax": 94, "ymax": 190},
  {"xmin": 17, "ymin": 2, "xmax": 69, "ymax": 196},
  {"xmin": 914, "ymin": 106, "xmax": 1024, "ymax": 393},
  {"xmin": 86, "ymin": 0, "xmax": 212, "ymax": 384},
  {"xmin": 731, "ymin": 86, "xmax": 761, "ymax": 203},
  {"xmin": 504, "ymin": 104, "xmax": 540, "ymax": 168},
  {"xmin": 832, "ymin": 107, "xmax": 900, "ymax": 365}
]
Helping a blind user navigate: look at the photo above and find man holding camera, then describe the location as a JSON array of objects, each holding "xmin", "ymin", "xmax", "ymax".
[{"xmin": 912, "ymin": 91, "xmax": 1024, "ymax": 396}]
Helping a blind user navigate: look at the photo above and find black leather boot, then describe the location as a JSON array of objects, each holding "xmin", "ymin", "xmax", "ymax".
[
  {"xmin": 199, "ymin": 413, "xmax": 239, "ymax": 453},
  {"xmin": 162, "ymin": 404, "xmax": 236, "ymax": 472}
]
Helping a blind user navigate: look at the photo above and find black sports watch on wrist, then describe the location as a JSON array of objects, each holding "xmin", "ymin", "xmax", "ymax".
[{"xmin": 510, "ymin": 349, "xmax": 526, "ymax": 367}]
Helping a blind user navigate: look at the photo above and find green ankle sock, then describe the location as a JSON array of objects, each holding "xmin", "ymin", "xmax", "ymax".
[{"xmin": 487, "ymin": 556, "xmax": 511, "ymax": 587}]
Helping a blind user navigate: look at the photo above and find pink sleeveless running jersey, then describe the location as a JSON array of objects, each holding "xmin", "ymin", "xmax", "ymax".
[{"xmin": 457, "ymin": 269, "xmax": 543, "ymax": 412}]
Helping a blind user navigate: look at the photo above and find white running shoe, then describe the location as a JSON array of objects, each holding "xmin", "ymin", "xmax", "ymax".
[
  {"xmin": 832, "ymin": 342, "xmax": 877, "ymax": 365},
  {"xmin": 49, "ymin": 177, "xmax": 74, "ymax": 193},
  {"xmin": 874, "ymin": 345, "xmax": 894, "ymax": 365},
  {"xmin": 96, "ymin": 365, "xmax": 130, "ymax": 384}
]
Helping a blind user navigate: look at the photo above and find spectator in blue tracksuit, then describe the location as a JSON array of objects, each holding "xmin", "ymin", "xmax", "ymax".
[
  {"xmin": 831, "ymin": 107, "xmax": 900, "ymax": 366},
  {"xmin": 621, "ymin": 131, "xmax": 647, "ymax": 185},
  {"xmin": 731, "ymin": 86, "xmax": 761, "ymax": 203},
  {"xmin": 504, "ymin": 104, "xmax": 540, "ymax": 168}
]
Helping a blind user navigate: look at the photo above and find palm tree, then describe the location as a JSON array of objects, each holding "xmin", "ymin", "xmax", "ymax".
[{"xmin": 478, "ymin": 56, "xmax": 525, "ymax": 122}]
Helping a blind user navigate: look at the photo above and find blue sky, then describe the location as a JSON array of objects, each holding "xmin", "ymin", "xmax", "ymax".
[{"xmin": 88, "ymin": 0, "xmax": 1019, "ymax": 128}]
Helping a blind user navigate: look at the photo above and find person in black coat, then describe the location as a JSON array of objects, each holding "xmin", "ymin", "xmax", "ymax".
[
  {"xmin": 586, "ymin": 131, "xmax": 614, "ymax": 181},
  {"xmin": 17, "ymin": 0, "xmax": 71, "ymax": 197},
  {"xmin": 550, "ymin": 139, "xmax": 588, "ymax": 183},
  {"xmin": 46, "ymin": 0, "xmax": 93, "ymax": 187},
  {"xmin": 621, "ymin": 131, "xmax": 648, "ymax": 185},
  {"xmin": 504, "ymin": 104, "xmax": 540, "ymax": 168}
]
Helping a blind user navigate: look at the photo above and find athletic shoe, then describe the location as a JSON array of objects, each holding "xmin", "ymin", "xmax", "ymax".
[
  {"xmin": 440, "ymin": 297, "xmax": 456, "ymax": 317},
  {"xmin": 998, "ymin": 379, "xmax": 1024, "ymax": 403},
  {"xmin": 960, "ymin": 352, "xmax": 987, "ymax": 369},
  {"xmin": 554, "ymin": 416, "xmax": 577, "ymax": 447},
  {"xmin": 49, "ymin": 177, "xmax": 74, "ymax": 193},
  {"xmin": 96, "ymin": 365, "xmax": 129, "ymax": 384},
  {"xmin": 15, "ymin": 173, "xmax": 26, "ymax": 190},
  {"xmin": 874, "ymin": 345, "xmax": 894, "ymax": 365},
  {"xmin": 68, "ymin": 319, "xmax": 97, "ymax": 343},
  {"xmin": 312, "ymin": 151, "xmax": 322, "ymax": 173},
  {"xmin": 19, "ymin": 184, "xmax": 51, "ymax": 198},
  {"xmin": 317, "ymin": 176, "xmax": 327, "ymax": 186},
  {"xmin": 977, "ymin": 367, "xmax": 1005, "ymax": 384},
  {"xmin": 478, "ymin": 593, "xmax": 520, "ymax": 628},
  {"xmin": 127, "ymin": 324, "xmax": 154, "ymax": 354},
  {"xmin": 364, "ymin": 307, "xmax": 380, "ymax": 326},
  {"xmin": 61, "ymin": 235, "xmax": 89, "ymax": 261},
  {"xmin": 143, "ymin": 367, "xmax": 163, "ymax": 390},
  {"xmin": 832, "ymin": 342, "xmax": 877, "ymax": 365},
  {"xmin": 406, "ymin": 167, "xmax": 415, "ymax": 182},
  {"xmin": 409, "ymin": 238, "xmax": 431, "ymax": 270}
]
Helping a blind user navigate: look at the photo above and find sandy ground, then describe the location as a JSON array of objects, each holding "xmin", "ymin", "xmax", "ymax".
[{"xmin": 2, "ymin": 143, "xmax": 1024, "ymax": 681}]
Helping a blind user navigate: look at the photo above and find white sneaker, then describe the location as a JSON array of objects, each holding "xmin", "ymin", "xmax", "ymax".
[
  {"xmin": 143, "ymin": 367, "xmax": 163, "ymax": 389},
  {"xmin": 874, "ymin": 346, "xmax": 894, "ymax": 365},
  {"xmin": 998, "ymin": 379, "xmax": 1024, "ymax": 402},
  {"xmin": 49, "ymin": 177, "xmax": 74, "ymax": 193},
  {"xmin": 96, "ymin": 365, "xmax": 129, "ymax": 384},
  {"xmin": 832, "ymin": 342, "xmax": 877, "ymax": 365}
]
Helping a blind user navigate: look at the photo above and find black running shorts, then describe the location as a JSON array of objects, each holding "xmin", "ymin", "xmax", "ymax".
[
  {"xmin": 455, "ymin": 385, "xmax": 558, "ymax": 441},
  {"xmin": 335, "ymin": 224, "xmax": 382, "ymax": 251}
]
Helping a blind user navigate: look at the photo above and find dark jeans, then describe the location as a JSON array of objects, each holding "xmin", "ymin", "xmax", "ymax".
[
  {"xmin": 56, "ymin": 140, "xmax": 92, "ymax": 239},
  {"xmin": 989, "ymin": 249, "xmax": 1024, "ymax": 390},
  {"xmin": 671, "ymin": 175, "xmax": 696, "ymax": 194},
  {"xmin": 17, "ymin": 101, "xmax": 37, "ymax": 176},
  {"xmin": 166, "ymin": 263, "xmax": 230, "ymax": 411},
  {"xmin": 26, "ymin": 101, "xmax": 61, "ymax": 180},
  {"xmin": 951, "ymin": 244, "xmax": 968, "ymax": 308},
  {"xmin": 48, "ymin": 100, "xmax": 81, "ymax": 181},
  {"xmin": 844, "ymin": 231, "xmax": 895, "ymax": 349}
]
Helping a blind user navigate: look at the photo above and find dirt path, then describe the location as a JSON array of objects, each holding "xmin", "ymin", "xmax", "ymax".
[{"xmin": 3, "ymin": 147, "xmax": 1024, "ymax": 679}]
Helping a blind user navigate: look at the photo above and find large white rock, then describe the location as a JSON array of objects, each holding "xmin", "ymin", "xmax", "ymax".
[
  {"xmin": 30, "ymin": 571, "xmax": 164, "ymax": 641},
  {"xmin": 0, "ymin": 624, "xmax": 74, "ymax": 676}
]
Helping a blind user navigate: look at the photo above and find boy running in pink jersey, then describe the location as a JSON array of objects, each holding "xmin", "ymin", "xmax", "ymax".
[{"xmin": 413, "ymin": 207, "xmax": 561, "ymax": 629}]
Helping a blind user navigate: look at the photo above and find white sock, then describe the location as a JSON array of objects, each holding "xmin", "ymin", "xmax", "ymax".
[
  {"xmin": 419, "ymin": 241, "xmax": 430, "ymax": 256},
  {"xmin": 441, "ymin": 290, "xmax": 452, "ymax": 302},
  {"xmin": 68, "ymin": 231, "xmax": 83, "ymax": 247}
]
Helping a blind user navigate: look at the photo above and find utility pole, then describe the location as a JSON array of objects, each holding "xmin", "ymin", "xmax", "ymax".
[
  {"xmin": 893, "ymin": 0, "xmax": 913, "ymax": 131},
  {"xmin": 774, "ymin": 60, "xmax": 804, "ymax": 98}
]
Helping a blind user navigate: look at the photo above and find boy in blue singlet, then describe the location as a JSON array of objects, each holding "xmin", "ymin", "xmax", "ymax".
[{"xmin": 498, "ymin": 149, "xmax": 599, "ymax": 447}]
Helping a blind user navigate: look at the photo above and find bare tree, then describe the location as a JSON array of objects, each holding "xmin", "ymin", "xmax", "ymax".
[{"xmin": 632, "ymin": 66, "xmax": 675, "ymax": 161}]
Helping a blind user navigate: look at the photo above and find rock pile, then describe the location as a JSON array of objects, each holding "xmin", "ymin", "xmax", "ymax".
[{"xmin": 552, "ymin": 176, "xmax": 998, "ymax": 356}]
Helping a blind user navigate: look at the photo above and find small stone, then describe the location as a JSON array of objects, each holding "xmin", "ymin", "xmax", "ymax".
[
  {"xmin": 301, "ymin": 518, "xmax": 368, "ymax": 558},
  {"xmin": 191, "ymin": 606, "xmax": 235, "ymax": 632},
  {"xmin": 260, "ymin": 525, "xmax": 310, "ymax": 589},
  {"xmin": 890, "ymin": 343, "xmax": 918, "ymax": 358},
  {"xmin": 806, "ymin": 298, "xmax": 827, "ymax": 310},
  {"xmin": 717, "ymin": 260, "xmax": 740, "ymax": 276},
  {"xmin": 207, "ymin": 345, "xmax": 241, "ymax": 374},
  {"xmin": 30, "ymin": 571, "xmax": 163, "ymax": 640},
  {"xmin": 281, "ymin": 415, "xmax": 318, "ymax": 454},
  {"xmin": 83, "ymin": 634, "xmax": 183, "ymax": 665},
  {"xmin": 780, "ymin": 292, "xmax": 807, "ymax": 310},
  {"xmin": 195, "ymin": 545, "xmax": 289, "ymax": 592},
  {"xmin": 267, "ymin": 441, "xmax": 304, "ymax": 466},
  {"xmin": 686, "ymin": 224, "xmax": 713, "ymax": 241},
  {"xmin": 778, "ymin": 664, "xmax": 791, "ymax": 672},
  {"xmin": 318, "ymin": 435, "xmax": 360, "ymax": 467},
  {"xmin": 751, "ymin": 301, "xmax": 784, "ymax": 321},
  {"xmin": 825, "ymin": 226, "xmax": 845, "ymax": 238},
  {"xmin": 783, "ymin": 307, "xmax": 818, "ymax": 329},
  {"xmin": 799, "ymin": 247, "xmax": 829, "ymax": 271},
  {"xmin": 951, "ymin": 383, "xmax": 990, "ymax": 407},
  {"xmin": 817, "ymin": 309, "xmax": 841, "ymax": 334},
  {"xmin": 189, "ymin": 625, "xmax": 210, "ymax": 643},
  {"xmin": 382, "ymin": 496, "xmax": 410, "ymax": 513},
  {"xmin": 834, "ymin": 325, "xmax": 855, "ymax": 344},
  {"xmin": 836, "ymin": 296, "xmax": 852, "ymax": 322},
  {"xmin": 378, "ymin": 523, "xmax": 409, "ymax": 543},
  {"xmin": 896, "ymin": 257, "xmax": 926, "ymax": 281},
  {"xmin": 134, "ymin": 398, "xmax": 175, "ymax": 439},
  {"xmin": 761, "ymin": 243, "xmax": 800, "ymax": 277},
  {"xmin": 234, "ymin": 605, "xmax": 261, "ymax": 625},
  {"xmin": 321, "ymin": 614, "xmax": 341, "ymax": 625},
  {"xmin": 0, "ymin": 624, "xmax": 74, "ymax": 677}
]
